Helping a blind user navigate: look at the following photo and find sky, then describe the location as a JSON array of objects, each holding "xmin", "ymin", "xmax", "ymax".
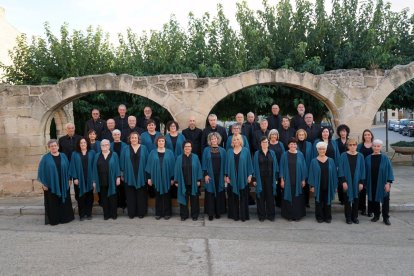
[{"xmin": 1, "ymin": 0, "xmax": 413, "ymax": 43}]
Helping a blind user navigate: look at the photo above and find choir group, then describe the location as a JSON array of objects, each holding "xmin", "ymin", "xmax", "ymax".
[{"xmin": 37, "ymin": 103, "xmax": 394, "ymax": 226}]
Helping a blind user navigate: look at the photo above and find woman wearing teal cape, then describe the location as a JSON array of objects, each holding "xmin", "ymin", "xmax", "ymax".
[
  {"xmin": 268, "ymin": 129, "xmax": 285, "ymax": 207},
  {"xmin": 252, "ymin": 136, "xmax": 279, "ymax": 222},
  {"xmin": 296, "ymin": 129, "xmax": 313, "ymax": 208},
  {"xmin": 69, "ymin": 138, "xmax": 96, "ymax": 220},
  {"xmin": 202, "ymin": 132, "xmax": 227, "ymax": 221},
  {"xmin": 365, "ymin": 139, "xmax": 394, "ymax": 226},
  {"xmin": 110, "ymin": 129, "xmax": 128, "ymax": 210},
  {"xmin": 174, "ymin": 141, "xmax": 202, "ymax": 221},
  {"xmin": 338, "ymin": 138, "xmax": 365, "ymax": 224},
  {"xmin": 280, "ymin": 138, "xmax": 307, "ymax": 221},
  {"xmin": 37, "ymin": 139, "xmax": 74, "ymax": 225},
  {"xmin": 145, "ymin": 135, "xmax": 176, "ymax": 220},
  {"xmin": 120, "ymin": 132, "xmax": 149, "ymax": 219},
  {"xmin": 308, "ymin": 141, "xmax": 338, "ymax": 223},
  {"xmin": 92, "ymin": 139, "xmax": 121, "ymax": 220},
  {"xmin": 312, "ymin": 127, "xmax": 340, "ymax": 166},
  {"xmin": 225, "ymin": 134, "xmax": 253, "ymax": 222}
]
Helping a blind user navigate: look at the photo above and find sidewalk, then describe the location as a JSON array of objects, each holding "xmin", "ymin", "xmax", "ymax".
[{"xmin": 1, "ymin": 161, "xmax": 413, "ymax": 216}]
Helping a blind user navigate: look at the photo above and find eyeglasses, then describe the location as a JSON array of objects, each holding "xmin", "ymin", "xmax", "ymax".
[{"xmin": 348, "ymin": 144, "xmax": 357, "ymax": 146}]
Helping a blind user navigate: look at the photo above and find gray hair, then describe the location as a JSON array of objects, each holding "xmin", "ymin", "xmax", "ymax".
[
  {"xmin": 208, "ymin": 114, "xmax": 217, "ymax": 120},
  {"xmin": 112, "ymin": 129, "xmax": 121, "ymax": 135},
  {"xmin": 47, "ymin": 139, "xmax": 58, "ymax": 147},
  {"xmin": 268, "ymin": 129, "xmax": 279, "ymax": 140},
  {"xmin": 372, "ymin": 139, "xmax": 383, "ymax": 146},
  {"xmin": 247, "ymin": 112, "xmax": 255, "ymax": 117},
  {"xmin": 316, "ymin": 141, "xmax": 328, "ymax": 149},
  {"xmin": 259, "ymin": 118, "xmax": 268, "ymax": 123},
  {"xmin": 207, "ymin": 132, "xmax": 222, "ymax": 146},
  {"xmin": 65, "ymin": 122, "xmax": 75, "ymax": 129},
  {"xmin": 100, "ymin": 139, "xmax": 110, "ymax": 146}
]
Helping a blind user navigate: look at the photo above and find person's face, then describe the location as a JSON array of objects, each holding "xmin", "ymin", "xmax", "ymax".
[
  {"xmin": 157, "ymin": 138, "xmax": 165, "ymax": 149},
  {"xmin": 297, "ymin": 104, "xmax": 305, "ymax": 115},
  {"xmin": 270, "ymin": 134, "xmax": 278, "ymax": 142},
  {"xmin": 188, "ymin": 117, "xmax": 196, "ymax": 129},
  {"xmin": 66, "ymin": 124, "xmax": 75, "ymax": 136},
  {"xmin": 128, "ymin": 117, "xmax": 136, "ymax": 128},
  {"xmin": 322, "ymin": 129, "xmax": 330, "ymax": 140},
  {"xmin": 209, "ymin": 117, "xmax": 217, "ymax": 128},
  {"xmin": 144, "ymin": 107, "xmax": 152, "ymax": 117},
  {"xmin": 101, "ymin": 142, "xmax": 110, "ymax": 152},
  {"xmin": 92, "ymin": 110, "xmax": 100, "ymax": 120},
  {"xmin": 363, "ymin": 131, "xmax": 372, "ymax": 142},
  {"xmin": 183, "ymin": 143, "xmax": 192, "ymax": 155},
  {"xmin": 288, "ymin": 142, "xmax": 297, "ymax": 151},
  {"xmin": 297, "ymin": 132, "xmax": 306, "ymax": 141},
  {"xmin": 112, "ymin": 132, "xmax": 121, "ymax": 142},
  {"xmin": 169, "ymin": 123, "xmax": 177, "ymax": 133},
  {"xmin": 261, "ymin": 139, "xmax": 269, "ymax": 150},
  {"xmin": 304, "ymin": 114, "xmax": 313, "ymax": 125},
  {"xmin": 48, "ymin": 142, "xmax": 59, "ymax": 154},
  {"xmin": 282, "ymin": 118, "xmax": 290, "ymax": 128},
  {"xmin": 147, "ymin": 123, "xmax": 155, "ymax": 132},
  {"xmin": 247, "ymin": 114, "xmax": 254, "ymax": 123},
  {"xmin": 80, "ymin": 139, "xmax": 88, "ymax": 151},
  {"xmin": 210, "ymin": 135, "xmax": 218, "ymax": 146},
  {"xmin": 118, "ymin": 106, "xmax": 126, "ymax": 117},
  {"xmin": 130, "ymin": 134, "xmax": 139, "ymax": 145},
  {"xmin": 235, "ymin": 114, "xmax": 244, "ymax": 123},
  {"xmin": 317, "ymin": 147, "xmax": 327, "ymax": 156},
  {"xmin": 340, "ymin": 129, "xmax": 348, "ymax": 139},
  {"xmin": 107, "ymin": 120, "xmax": 115, "ymax": 130},
  {"xmin": 88, "ymin": 132, "xmax": 97, "ymax": 141},
  {"xmin": 372, "ymin": 143, "xmax": 382, "ymax": 154},
  {"xmin": 232, "ymin": 126, "xmax": 240, "ymax": 135},
  {"xmin": 347, "ymin": 141, "xmax": 357, "ymax": 153},
  {"xmin": 233, "ymin": 136, "xmax": 241, "ymax": 147},
  {"xmin": 260, "ymin": 121, "xmax": 268, "ymax": 130},
  {"xmin": 271, "ymin": 105, "xmax": 280, "ymax": 115}
]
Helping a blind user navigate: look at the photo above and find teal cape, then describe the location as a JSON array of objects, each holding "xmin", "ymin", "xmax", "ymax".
[
  {"xmin": 338, "ymin": 152, "xmax": 366, "ymax": 202},
  {"xmin": 279, "ymin": 151, "xmax": 307, "ymax": 203},
  {"xmin": 90, "ymin": 141, "xmax": 101, "ymax": 154},
  {"xmin": 252, "ymin": 150, "xmax": 279, "ymax": 198},
  {"xmin": 202, "ymin": 146, "xmax": 226, "ymax": 195},
  {"xmin": 308, "ymin": 157, "xmax": 337, "ymax": 205},
  {"xmin": 225, "ymin": 135, "xmax": 250, "ymax": 151},
  {"xmin": 120, "ymin": 145, "xmax": 149, "ymax": 189},
  {"xmin": 174, "ymin": 153, "xmax": 202, "ymax": 205},
  {"xmin": 365, "ymin": 153, "xmax": 394, "ymax": 203},
  {"xmin": 37, "ymin": 153, "xmax": 70, "ymax": 202},
  {"xmin": 69, "ymin": 150, "xmax": 96, "ymax": 197},
  {"xmin": 145, "ymin": 149, "xmax": 175, "ymax": 195},
  {"xmin": 298, "ymin": 140, "xmax": 313, "ymax": 169},
  {"xmin": 166, "ymin": 133, "xmax": 186, "ymax": 157},
  {"xmin": 141, "ymin": 131, "xmax": 161, "ymax": 152},
  {"xmin": 225, "ymin": 147, "xmax": 253, "ymax": 196},
  {"xmin": 92, "ymin": 152, "xmax": 121, "ymax": 197},
  {"xmin": 313, "ymin": 139, "xmax": 340, "ymax": 166}
]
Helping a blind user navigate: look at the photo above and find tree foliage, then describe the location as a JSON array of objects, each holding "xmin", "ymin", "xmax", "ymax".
[{"xmin": 1, "ymin": 0, "xmax": 413, "ymax": 128}]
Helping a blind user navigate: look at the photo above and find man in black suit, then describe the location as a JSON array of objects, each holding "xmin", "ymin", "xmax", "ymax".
[
  {"xmin": 303, "ymin": 113, "xmax": 320, "ymax": 143},
  {"xmin": 243, "ymin": 112, "xmax": 260, "ymax": 155},
  {"xmin": 84, "ymin": 108, "xmax": 106, "ymax": 140},
  {"xmin": 182, "ymin": 116, "xmax": 203, "ymax": 159},
  {"xmin": 278, "ymin": 116, "xmax": 296, "ymax": 149},
  {"xmin": 253, "ymin": 119, "xmax": 270, "ymax": 152},
  {"xmin": 114, "ymin": 104, "xmax": 129, "ymax": 135},
  {"xmin": 201, "ymin": 114, "xmax": 227, "ymax": 150},
  {"xmin": 292, "ymin": 103, "xmax": 306, "ymax": 131},
  {"xmin": 267, "ymin": 104, "xmax": 282, "ymax": 131},
  {"xmin": 137, "ymin": 106, "xmax": 161, "ymax": 132}
]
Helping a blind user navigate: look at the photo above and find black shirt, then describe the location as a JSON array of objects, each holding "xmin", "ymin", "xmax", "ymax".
[
  {"xmin": 258, "ymin": 150, "xmax": 273, "ymax": 178},
  {"xmin": 137, "ymin": 116, "xmax": 161, "ymax": 132},
  {"xmin": 114, "ymin": 116, "xmax": 128, "ymax": 133},
  {"xmin": 52, "ymin": 154, "xmax": 62, "ymax": 186},
  {"xmin": 253, "ymin": 129, "xmax": 270, "ymax": 152},
  {"xmin": 130, "ymin": 146, "xmax": 141, "ymax": 179},
  {"xmin": 269, "ymin": 142, "xmax": 283, "ymax": 164},
  {"xmin": 201, "ymin": 125, "xmax": 228, "ymax": 150},
  {"xmin": 279, "ymin": 127, "xmax": 295, "ymax": 149},
  {"xmin": 170, "ymin": 135, "xmax": 178, "ymax": 152},
  {"xmin": 182, "ymin": 154, "xmax": 193, "ymax": 186},
  {"xmin": 81, "ymin": 152, "xmax": 88, "ymax": 180},
  {"xmin": 84, "ymin": 118, "xmax": 106, "ymax": 140},
  {"xmin": 292, "ymin": 114, "xmax": 306, "ymax": 130},
  {"xmin": 122, "ymin": 126, "xmax": 145, "ymax": 142},
  {"xmin": 359, "ymin": 144, "xmax": 373, "ymax": 158},
  {"xmin": 336, "ymin": 138, "xmax": 348, "ymax": 154},
  {"xmin": 318, "ymin": 160, "xmax": 329, "ymax": 191},
  {"xmin": 97, "ymin": 152, "xmax": 111, "ymax": 187},
  {"xmin": 182, "ymin": 127, "xmax": 202, "ymax": 158},
  {"xmin": 304, "ymin": 123, "xmax": 320, "ymax": 143},
  {"xmin": 267, "ymin": 114, "xmax": 281, "ymax": 131},
  {"xmin": 58, "ymin": 134, "xmax": 82, "ymax": 162}
]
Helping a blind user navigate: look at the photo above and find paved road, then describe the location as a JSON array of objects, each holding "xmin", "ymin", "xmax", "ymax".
[
  {"xmin": 0, "ymin": 211, "xmax": 413, "ymax": 275},
  {"xmin": 371, "ymin": 125, "xmax": 414, "ymax": 147}
]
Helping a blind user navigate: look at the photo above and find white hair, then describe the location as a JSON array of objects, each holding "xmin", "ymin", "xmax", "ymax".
[
  {"xmin": 112, "ymin": 129, "xmax": 121, "ymax": 135},
  {"xmin": 316, "ymin": 141, "xmax": 328, "ymax": 149},
  {"xmin": 372, "ymin": 139, "xmax": 383, "ymax": 146},
  {"xmin": 208, "ymin": 114, "xmax": 217, "ymax": 120},
  {"xmin": 100, "ymin": 139, "xmax": 110, "ymax": 145}
]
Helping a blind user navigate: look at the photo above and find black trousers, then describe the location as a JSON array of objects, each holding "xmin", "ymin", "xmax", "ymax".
[
  {"xmin": 227, "ymin": 185, "xmax": 249, "ymax": 221},
  {"xmin": 205, "ymin": 190, "xmax": 226, "ymax": 217},
  {"xmin": 275, "ymin": 178, "xmax": 282, "ymax": 207},
  {"xmin": 44, "ymin": 190, "xmax": 74, "ymax": 225},
  {"xmin": 116, "ymin": 181, "xmax": 127, "ymax": 209},
  {"xmin": 256, "ymin": 176, "xmax": 275, "ymax": 220},
  {"xmin": 337, "ymin": 181, "xmax": 345, "ymax": 204},
  {"xmin": 358, "ymin": 188, "xmax": 367, "ymax": 212},
  {"xmin": 315, "ymin": 189, "xmax": 331, "ymax": 221},
  {"xmin": 303, "ymin": 182, "xmax": 310, "ymax": 205},
  {"xmin": 100, "ymin": 186, "xmax": 118, "ymax": 219},
  {"xmin": 77, "ymin": 189, "xmax": 94, "ymax": 218},
  {"xmin": 370, "ymin": 196, "xmax": 390, "ymax": 219},
  {"xmin": 125, "ymin": 185, "xmax": 147, "ymax": 218},
  {"xmin": 179, "ymin": 185, "xmax": 200, "ymax": 219},
  {"xmin": 155, "ymin": 191, "xmax": 172, "ymax": 217},
  {"xmin": 344, "ymin": 193, "xmax": 359, "ymax": 220}
]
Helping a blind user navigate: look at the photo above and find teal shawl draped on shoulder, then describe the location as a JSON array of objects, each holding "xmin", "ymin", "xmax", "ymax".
[
  {"xmin": 308, "ymin": 157, "xmax": 337, "ymax": 205},
  {"xmin": 365, "ymin": 154, "xmax": 394, "ymax": 203},
  {"xmin": 225, "ymin": 147, "xmax": 253, "ymax": 196},
  {"xmin": 165, "ymin": 133, "xmax": 186, "ymax": 158},
  {"xmin": 174, "ymin": 153, "xmax": 202, "ymax": 205},
  {"xmin": 298, "ymin": 140, "xmax": 313, "ymax": 169},
  {"xmin": 69, "ymin": 150, "xmax": 96, "ymax": 197},
  {"xmin": 279, "ymin": 151, "xmax": 307, "ymax": 203},
  {"xmin": 202, "ymin": 146, "xmax": 226, "ymax": 195},
  {"xmin": 225, "ymin": 135, "xmax": 250, "ymax": 151},
  {"xmin": 141, "ymin": 131, "xmax": 161, "ymax": 152},
  {"xmin": 90, "ymin": 141, "xmax": 101, "ymax": 154},
  {"xmin": 145, "ymin": 149, "xmax": 175, "ymax": 195},
  {"xmin": 37, "ymin": 153, "xmax": 70, "ymax": 202},
  {"xmin": 120, "ymin": 145, "xmax": 148, "ymax": 189},
  {"xmin": 313, "ymin": 139, "xmax": 340, "ymax": 166},
  {"xmin": 252, "ymin": 150, "xmax": 279, "ymax": 198},
  {"xmin": 338, "ymin": 152, "xmax": 365, "ymax": 202},
  {"xmin": 92, "ymin": 152, "xmax": 121, "ymax": 197}
]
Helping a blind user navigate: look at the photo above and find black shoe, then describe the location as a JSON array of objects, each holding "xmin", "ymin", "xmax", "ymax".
[
  {"xmin": 259, "ymin": 218, "xmax": 265, "ymax": 222},
  {"xmin": 346, "ymin": 219, "xmax": 352, "ymax": 224},
  {"xmin": 383, "ymin": 218, "xmax": 391, "ymax": 226},
  {"xmin": 325, "ymin": 219, "xmax": 332, "ymax": 223},
  {"xmin": 112, "ymin": 216, "xmax": 117, "ymax": 220},
  {"xmin": 104, "ymin": 217, "xmax": 109, "ymax": 221},
  {"xmin": 79, "ymin": 216, "xmax": 85, "ymax": 221},
  {"xmin": 367, "ymin": 213, "xmax": 373, "ymax": 217},
  {"xmin": 181, "ymin": 218, "xmax": 186, "ymax": 221},
  {"xmin": 192, "ymin": 217, "xmax": 198, "ymax": 221},
  {"xmin": 317, "ymin": 219, "xmax": 324, "ymax": 223},
  {"xmin": 86, "ymin": 215, "xmax": 92, "ymax": 220},
  {"xmin": 138, "ymin": 216, "xmax": 144, "ymax": 219},
  {"xmin": 352, "ymin": 218, "xmax": 359, "ymax": 224},
  {"xmin": 268, "ymin": 217, "xmax": 275, "ymax": 222},
  {"xmin": 215, "ymin": 215, "xmax": 220, "ymax": 219},
  {"xmin": 164, "ymin": 216, "xmax": 171, "ymax": 220},
  {"xmin": 208, "ymin": 216, "xmax": 213, "ymax": 221},
  {"xmin": 155, "ymin": 216, "xmax": 161, "ymax": 220},
  {"xmin": 371, "ymin": 216, "xmax": 379, "ymax": 222},
  {"xmin": 361, "ymin": 210, "xmax": 367, "ymax": 216}
]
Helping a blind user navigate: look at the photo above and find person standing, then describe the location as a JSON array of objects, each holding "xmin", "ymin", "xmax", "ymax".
[
  {"xmin": 201, "ymin": 114, "xmax": 228, "ymax": 150},
  {"xmin": 303, "ymin": 113, "xmax": 319, "ymax": 143},
  {"xmin": 336, "ymin": 124, "xmax": 351, "ymax": 205},
  {"xmin": 267, "ymin": 104, "xmax": 282, "ymax": 131},
  {"xmin": 182, "ymin": 116, "xmax": 203, "ymax": 160},
  {"xmin": 140, "ymin": 119, "xmax": 161, "ymax": 153},
  {"xmin": 357, "ymin": 129, "xmax": 374, "ymax": 217},
  {"xmin": 38, "ymin": 139, "xmax": 74, "ymax": 225},
  {"xmin": 252, "ymin": 119, "xmax": 270, "ymax": 152},
  {"xmin": 122, "ymin": 115, "xmax": 144, "ymax": 143},
  {"xmin": 243, "ymin": 112, "xmax": 260, "ymax": 156},
  {"xmin": 278, "ymin": 117, "xmax": 295, "ymax": 149},
  {"xmin": 138, "ymin": 106, "xmax": 161, "ymax": 132},
  {"xmin": 110, "ymin": 129, "xmax": 128, "ymax": 210},
  {"xmin": 101, "ymin": 118, "xmax": 116, "ymax": 142},
  {"xmin": 84, "ymin": 108, "xmax": 106, "ymax": 140},
  {"xmin": 114, "ymin": 104, "xmax": 128, "ymax": 134},
  {"xmin": 292, "ymin": 103, "xmax": 306, "ymax": 130},
  {"xmin": 296, "ymin": 129, "xmax": 313, "ymax": 208}
]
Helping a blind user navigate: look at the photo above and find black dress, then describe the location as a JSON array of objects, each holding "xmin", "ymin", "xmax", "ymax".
[
  {"xmin": 205, "ymin": 147, "xmax": 226, "ymax": 218},
  {"xmin": 77, "ymin": 153, "xmax": 94, "ymax": 219},
  {"xmin": 113, "ymin": 142, "xmax": 126, "ymax": 209},
  {"xmin": 358, "ymin": 144, "xmax": 373, "ymax": 214},
  {"xmin": 281, "ymin": 152, "xmax": 306, "ymax": 220},
  {"xmin": 179, "ymin": 154, "xmax": 200, "ymax": 220},
  {"xmin": 336, "ymin": 138, "xmax": 347, "ymax": 204},
  {"xmin": 315, "ymin": 160, "xmax": 332, "ymax": 222},
  {"xmin": 154, "ymin": 152, "xmax": 172, "ymax": 218},
  {"xmin": 256, "ymin": 151, "xmax": 276, "ymax": 221},
  {"xmin": 97, "ymin": 152, "xmax": 118, "ymax": 220},
  {"xmin": 342, "ymin": 153, "xmax": 359, "ymax": 221},
  {"xmin": 370, "ymin": 155, "xmax": 390, "ymax": 219},
  {"xmin": 44, "ymin": 155, "xmax": 74, "ymax": 225},
  {"xmin": 269, "ymin": 142, "xmax": 283, "ymax": 207}
]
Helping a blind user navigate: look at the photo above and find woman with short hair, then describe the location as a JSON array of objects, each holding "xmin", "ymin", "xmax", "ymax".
[
  {"xmin": 268, "ymin": 129, "xmax": 285, "ymax": 207},
  {"xmin": 357, "ymin": 129, "xmax": 374, "ymax": 216}
]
